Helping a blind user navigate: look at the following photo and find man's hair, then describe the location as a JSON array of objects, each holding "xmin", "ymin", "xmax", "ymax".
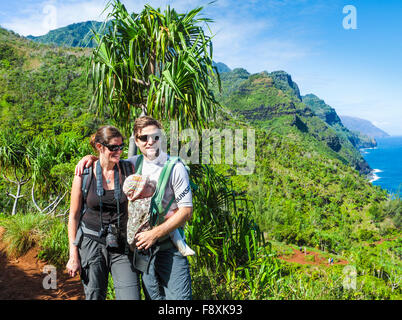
[{"xmin": 133, "ymin": 116, "xmax": 162, "ymax": 138}]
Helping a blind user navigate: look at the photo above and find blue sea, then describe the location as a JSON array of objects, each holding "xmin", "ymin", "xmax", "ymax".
[{"xmin": 361, "ymin": 136, "xmax": 402, "ymax": 196}]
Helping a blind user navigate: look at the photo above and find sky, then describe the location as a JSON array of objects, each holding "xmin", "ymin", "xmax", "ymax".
[{"xmin": 0, "ymin": 0, "xmax": 401, "ymax": 135}]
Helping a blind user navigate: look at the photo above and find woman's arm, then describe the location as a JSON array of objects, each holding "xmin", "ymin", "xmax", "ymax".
[{"xmin": 66, "ymin": 175, "xmax": 83, "ymax": 277}]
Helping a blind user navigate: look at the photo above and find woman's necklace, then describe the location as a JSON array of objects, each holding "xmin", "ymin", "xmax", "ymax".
[{"xmin": 104, "ymin": 170, "xmax": 114, "ymax": 184}]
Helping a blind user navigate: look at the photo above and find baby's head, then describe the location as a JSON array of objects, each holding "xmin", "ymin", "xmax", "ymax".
[
  {"xmin": 140, "ymin": 179, "xmax": 156, "ymax": 199},
  {"xmin": 123, "ymin": 174, "xmax": 156, "ymax": 201}
]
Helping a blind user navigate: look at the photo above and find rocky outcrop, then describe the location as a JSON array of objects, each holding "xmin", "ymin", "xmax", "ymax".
[
  {"xmin": 269, "ymin": 71, "xmax": 302, "ymax": 101},
  {"xmin": 339, "ymin": 115, "xmax": 390, "ymax": 139}
]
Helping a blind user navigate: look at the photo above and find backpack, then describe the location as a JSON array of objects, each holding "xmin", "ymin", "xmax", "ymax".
[
  {"xmin": 136, "ymin": 155, "xmax": 197, "ymax": 230},
  {"xmin": 130, "ymin": 155, "xmax": 196, "ymax": 274},
  {"xmin": 134, "ymin": 154, "xmax": 181, "ymax": 229}
]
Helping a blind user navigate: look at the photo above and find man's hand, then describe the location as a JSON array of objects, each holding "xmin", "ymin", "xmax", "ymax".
[
  {"xmin": 135, "ymin": 229, "xmax": 158, "ymax": 250},
  {"xmin": 75, "ymin": 155, "xmax": 98, "ymax": 176},
  {"xmin": 135, "ymin": 207, "xmax": 192, "ymax": 250}
]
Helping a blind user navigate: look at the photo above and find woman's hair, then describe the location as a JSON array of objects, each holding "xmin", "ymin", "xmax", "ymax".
[
  {"xmin": 133, "ymin": 116, "xmax": 162, "ymax": 138},
  {"xmin": 89, "ymin": 125, "xmax": 124, "ymax": 153}
]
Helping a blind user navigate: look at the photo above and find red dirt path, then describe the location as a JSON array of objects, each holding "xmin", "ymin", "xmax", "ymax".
[
  {"xmin": 278, "ymin": 247, "xmax": 349, "ymax": 266},
  {"xmin": 0, "ymin": 227, "xmax": 84, "ymax": 300}
]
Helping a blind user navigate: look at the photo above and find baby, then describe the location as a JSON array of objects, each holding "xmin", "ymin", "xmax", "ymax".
[{"xmin": 123, "ymin": 173, "xmax": 195, "ymax": 256}]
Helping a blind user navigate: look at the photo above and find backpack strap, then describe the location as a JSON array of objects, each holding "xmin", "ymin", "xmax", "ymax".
[
  {"xmin": 72, "ymin": 165, "xmax": 93, "ymax": 246},
  {"xmin": 134, "ymin": 155, "xmax": 144, "ymax": 174},
  {"xmin": 119, "ymin": 159, "xmax": 134, "ymax": 179},
  {"xmin": 81, "ymin": 166, "xmax": 93, "ymax": 219},
  {"xmin": 149, "ymin": 156, "xmax": 180, "ymax": 227}
]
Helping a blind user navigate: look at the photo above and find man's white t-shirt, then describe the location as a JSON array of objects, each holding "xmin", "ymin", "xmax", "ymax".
[{"xmin": 127, "ymin": 151, "xmax": 193, "ymax": 211}]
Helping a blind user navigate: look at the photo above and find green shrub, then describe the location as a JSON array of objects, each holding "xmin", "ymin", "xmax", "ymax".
[
  {"xmin": 0, "ymin": 213, "xmax": 49, "ymax": 257},
  {"xmin": 0, "ymin": 213, "xmax": 70, "ymax": 269},
  {"xmin": 37, "ymin": 218, "xmax": 69, "ymax": 268}
]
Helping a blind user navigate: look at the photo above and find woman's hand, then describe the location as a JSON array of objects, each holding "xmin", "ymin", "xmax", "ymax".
[
  {"xmin": 66, "ymin": 254, "xmax": 81, "ymax": 278},
  {"xmin": 75, "ymin": 155, "xmax": 98, "ymax": 176}
]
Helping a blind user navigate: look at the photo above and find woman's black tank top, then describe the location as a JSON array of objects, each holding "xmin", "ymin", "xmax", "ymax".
[{"xmin": 82, "ymin": 170, "xmax": 128, "ymax": 236}]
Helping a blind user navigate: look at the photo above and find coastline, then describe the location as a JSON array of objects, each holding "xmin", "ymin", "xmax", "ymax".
[
  {"xmin": 362, "ymin": 137, "xmax": 402, "ymax": 195},
  {"xmin": 359, "ymin": 146, "xmax": 377, "ymax": 155},
  {"xmin": 367, "ymin": 168, "xmax": 382, "ymax": 183},
  {"xmin": 361, "ymin": 147, "xmax": 381, "ymax": 183}
]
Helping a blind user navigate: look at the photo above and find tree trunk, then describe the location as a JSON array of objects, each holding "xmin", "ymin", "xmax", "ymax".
[
  {"xmin": 11, "ymin": 183, "xmax": 21, "ymax": 216},
  {"xmin": 128, "ymin": 105, "xmax": 147, "ymax": 158},
  {"xmin": 128, "ymin": 134, "xmax": 136, "ymax": 158},
  {"xmin": 3, "ymin": 170, "xmax": 30, "ymax": 215},
  {"xmin": 31, "ymin": 183, "xmax": 67, "ymax": 216},
  {"xmin": 128, "ymin": 48, "xmax": 155, "ymax": 158}
]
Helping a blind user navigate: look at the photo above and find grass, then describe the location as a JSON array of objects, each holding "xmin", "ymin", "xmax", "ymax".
[
  {"xmin": 37, "ymin": 219, "xmax": 69, "ymax": 268},
  {"xmin": 0, "ymin": 213, "xmax": 50, "ymax": 258},
  {"xmin": 0, "ymin": 213, "xmax": 69, "ymax": 266}
]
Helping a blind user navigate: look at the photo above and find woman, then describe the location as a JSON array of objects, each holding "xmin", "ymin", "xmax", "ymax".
[{"xmin": 66, "ymin": 125, "xmax": 140, "ymax": 300}]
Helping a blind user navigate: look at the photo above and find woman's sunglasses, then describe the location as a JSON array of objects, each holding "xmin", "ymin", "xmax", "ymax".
[
  {"xmin": 136, "ymin": 134, "xmax": 160, "ymax": 142},
  {"xmin": 101, "ymin": 142, "xmax": 125, "ymax": 152}
]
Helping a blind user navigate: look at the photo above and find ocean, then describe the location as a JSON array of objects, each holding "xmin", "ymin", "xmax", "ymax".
[{"xmin": 361, "ymin": 136, "xmax": 402, "ymax": 196}]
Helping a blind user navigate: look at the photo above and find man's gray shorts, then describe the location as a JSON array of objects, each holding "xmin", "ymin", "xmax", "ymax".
[
  {"xmin": 79, "ymin": 236, "xmax": 140, "ymax": 300},
  {"xmin": 142, "ymin": 246, "xmax": 192, "ymax": 300}
]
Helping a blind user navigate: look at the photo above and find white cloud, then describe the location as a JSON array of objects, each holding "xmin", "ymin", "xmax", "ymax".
[
  {"xmin": 2, "ymin": 0, "xmax": 226, "ymax": 36},
  {"xmin": 2, "ymin": 0, "xmax": 109, "ymax": 36},
  {"xmin": 204, "ymin": 6, "xmax": 312, "ymax": 73}
]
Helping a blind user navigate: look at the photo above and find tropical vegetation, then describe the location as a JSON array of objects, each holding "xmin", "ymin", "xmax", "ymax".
[
  {"xmin": 89, "ymin": 1, "xmax": 220, "ymax": 156},
  {"xmin": 0, "ymin": 0, "xmax": 400, "ymax": 300}
]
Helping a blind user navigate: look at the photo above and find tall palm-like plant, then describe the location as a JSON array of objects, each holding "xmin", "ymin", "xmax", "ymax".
[
  {"xmin": 0, "ymin": 130, "xmax": 30, "ymax": 215},
  {"xmin": 89, "ymin": 0, "xmax": 221, "ymax": 156},
  {"xmin": 188, "ymin": 164, "xmax": 266, "ymax": 272}
]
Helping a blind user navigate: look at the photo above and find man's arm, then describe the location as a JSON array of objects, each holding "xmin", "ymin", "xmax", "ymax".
[
  {"xmin": 134, "ymin": 206, "xmax": 193, "ymax": 250},
  {"xmin": 135, "ymin": 160, "xmax": 193, "ymax": 250},
  {"xmin": 74, "ymin": 155, "xmax": 98, "ymax": 176}
]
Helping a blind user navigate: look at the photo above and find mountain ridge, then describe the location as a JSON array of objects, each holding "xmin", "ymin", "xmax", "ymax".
[
  {"xmin": 26, "ymin": 20, "xmax": 107, "ymax": 48},
  {"xmin": 21, "ymin": 20, "xmax": 377, "ymax": 174},
  {"xmin": 216, "ymin": 69, "xmax": 373, "ymax": 174},
  {"xmin": 339, "ymin": 115, "xmax": 390, "ymax": 139},
  {"xmin": 302, "ymin": 94, "xmax": 377, "ymax": 149}
]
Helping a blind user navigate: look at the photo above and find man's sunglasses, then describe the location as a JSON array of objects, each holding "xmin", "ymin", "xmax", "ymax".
[
  {"xmin": 101, "ymin": 142, "xmax": 125, "ymax": 152},
  {"xmin": 136, "ymin": 134, "xmax": 160, "ymax": 142}
]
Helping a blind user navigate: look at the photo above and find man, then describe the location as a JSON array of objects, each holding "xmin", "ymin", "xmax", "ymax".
[{"xmin": 75, "ymin": 116, "xmax": 193, "ymax": 300}]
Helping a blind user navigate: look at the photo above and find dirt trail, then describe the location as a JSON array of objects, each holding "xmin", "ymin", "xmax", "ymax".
[
  {"xmin": 0, "ymin": 227, "xmax": 84, "ymax": 300},
  {"xmin": 371, "ymin": 238, "xmax": 396, "ymax": 246},
  {"xmin": 278, "ymin": 247, "xmax": 349, "ymax": 266}
]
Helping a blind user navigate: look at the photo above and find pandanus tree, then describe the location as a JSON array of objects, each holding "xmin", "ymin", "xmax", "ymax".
[
  {"xmin": 88, "ymin": 2, "xmax": 268, "ymax": 290},
  {"xmin": 26, "ymin": 138, "xmax": 69, "ymax": 216},
  {"xmin": 89, "ymin": 0, "xmax": 221, "ymax": 156},
  {"xmin": 0, "ymin": 130, "xmax": 31, "ymax": 215}
]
